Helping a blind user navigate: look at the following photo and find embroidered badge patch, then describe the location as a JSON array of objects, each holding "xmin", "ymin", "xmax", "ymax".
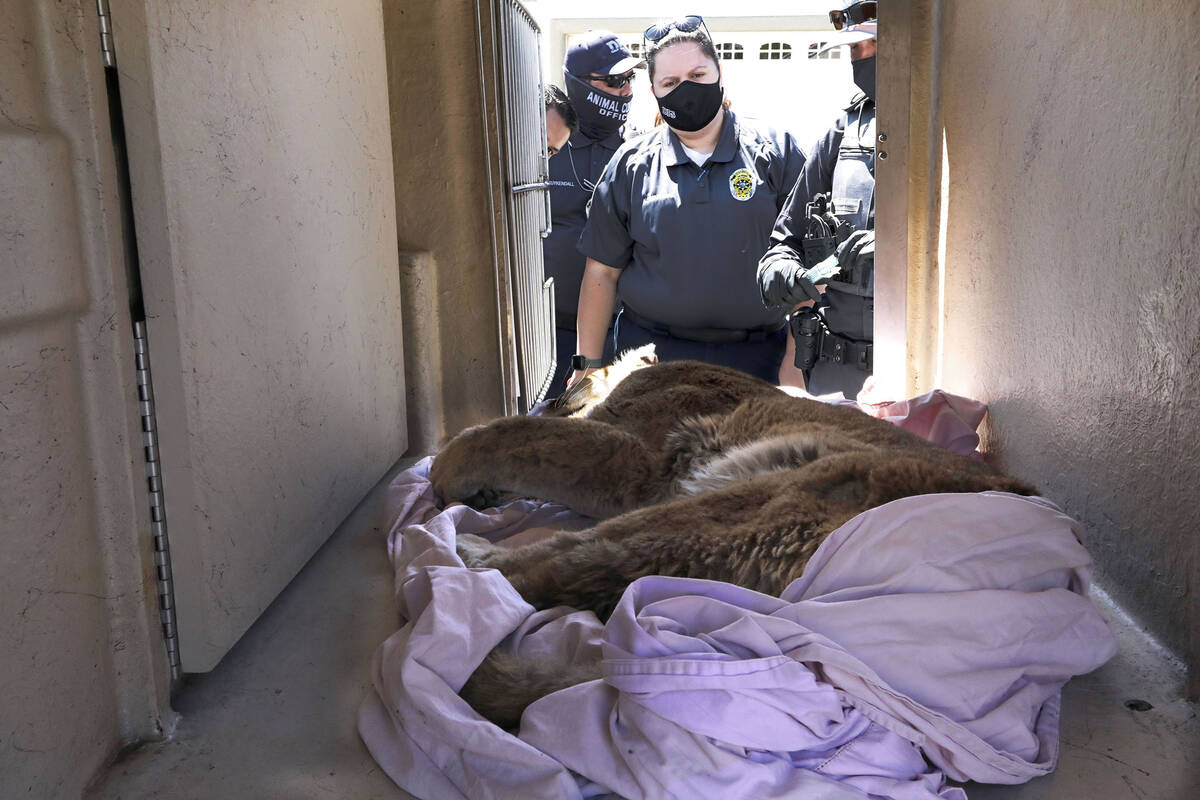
[{"xmin": 729, "ymin": 168, "xmax": 756, "ymax": 201}]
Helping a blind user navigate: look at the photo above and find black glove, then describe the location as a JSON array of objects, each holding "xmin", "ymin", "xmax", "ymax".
[
  {"xmin": 835, "ymin": 229, "xmax": 875, "ymax": 287},
  {"xmin": 759, "ymin": 253, "xmax": 841, "ymax": 307}
]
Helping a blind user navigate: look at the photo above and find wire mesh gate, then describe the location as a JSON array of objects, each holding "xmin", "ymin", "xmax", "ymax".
[{"xmin": 497, "ymin": 0, "xmax": 556, "ymax": 411}]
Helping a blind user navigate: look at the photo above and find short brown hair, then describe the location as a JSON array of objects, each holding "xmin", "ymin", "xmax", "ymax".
[{"xmin": 646, "ymin": 28, "xmax": 719, "ymax": 82}]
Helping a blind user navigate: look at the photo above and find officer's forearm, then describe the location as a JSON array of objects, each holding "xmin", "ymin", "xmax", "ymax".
[{"xmin": 575, "ymin": 258, "xmax": 621, "ymax": 359}]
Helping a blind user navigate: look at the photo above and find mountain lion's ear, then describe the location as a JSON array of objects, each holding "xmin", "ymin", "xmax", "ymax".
[{"xmin": 620, "ymin": 342, "xmax": 657, "ymax": 366}]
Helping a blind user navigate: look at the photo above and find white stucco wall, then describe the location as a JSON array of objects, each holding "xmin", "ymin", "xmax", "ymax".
[
  {"xmin": 111, "ymin": 0, "xmax": 407, "ymax": 673},
  {"xmin": 922, "ymin": 0, "xmax": 1198, "ymax": 675},
  {"xmin": 1, "ymin": 2, "xmax": 173, "ymax": 795},
  {"xmin": 381, "ymin": 0, "xmax": 513, "ymax": 435},
  {"xmin": 3, "ymin": 0, "xmax": 409, "ymax": 791}
]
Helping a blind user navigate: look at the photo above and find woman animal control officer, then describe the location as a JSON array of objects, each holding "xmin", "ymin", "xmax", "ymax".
[{"xmin": 570, "ymin": 15, "xmax": 807, "ymax": 386}]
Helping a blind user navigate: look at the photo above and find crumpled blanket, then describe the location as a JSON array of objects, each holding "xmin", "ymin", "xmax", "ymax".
[
  {"xmin": 359, "ymin": 393, "xmax": 1117, "ymax": 800},
  {"xmin": 786, "ymin": 387, "xmax": 989, "ymax": 458}
]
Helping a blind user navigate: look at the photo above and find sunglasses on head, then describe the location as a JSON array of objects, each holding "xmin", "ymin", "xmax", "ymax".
[
  {"xmin": 829, "ymin": 1, "xmax": 877, "ymax": 31},
  {"xmin": 585, "ymin": 71, "xmax": 637, "ymax": 89},
  {"xmin": 643, "ymin": 15, "xmax": 711, "ymax": 45}
]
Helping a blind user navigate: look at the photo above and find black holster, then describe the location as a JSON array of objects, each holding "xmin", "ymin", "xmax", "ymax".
[
  {"xmin": 789, "ymin": 308, "xmax": 823, "ymax": 371},
  {"xmin": 801, "ymin": 193, "xmax": 855, "ymax": 268},
  {"xmin": 790, "ymin": 309, "xmax": 873, "ymax": 375}
]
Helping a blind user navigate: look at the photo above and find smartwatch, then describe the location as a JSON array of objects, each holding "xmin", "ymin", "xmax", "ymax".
[{"xmin": 570, "ymin": 354, "xmax": 604, "ymax": 371}]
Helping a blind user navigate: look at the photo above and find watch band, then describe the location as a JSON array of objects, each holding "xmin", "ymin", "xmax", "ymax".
[{"xmin": 570, "ymin": 354, "xmax": 604, "ymax": 371}]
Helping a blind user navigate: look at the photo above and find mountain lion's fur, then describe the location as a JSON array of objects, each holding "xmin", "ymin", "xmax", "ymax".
[{"xmin": 429, "ymin": 349, "xmax": 1033, "ymax": 728}]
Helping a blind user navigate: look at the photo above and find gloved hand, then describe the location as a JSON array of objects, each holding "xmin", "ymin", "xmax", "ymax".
[
  {"xmin": 759, "ymin": 252, "xmax": 842, "ymax": 307},
  {"xmin": 836, "ymin": 229, "xmax": 875, "ymax": 287}
]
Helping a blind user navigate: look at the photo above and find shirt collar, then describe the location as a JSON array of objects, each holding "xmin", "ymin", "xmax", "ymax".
[
  {"xmin": 663, "ymin": 108, "xmax": 737, "ymax": 167},
  {"xmin": 710, "ymin": 109, "xmax": 739, "ymax": 163}
]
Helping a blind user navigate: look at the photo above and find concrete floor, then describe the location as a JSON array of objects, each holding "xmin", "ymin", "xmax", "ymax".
[{"xmin": 89, "ymin": 462, "xmax": 1198, "ymax": 800}]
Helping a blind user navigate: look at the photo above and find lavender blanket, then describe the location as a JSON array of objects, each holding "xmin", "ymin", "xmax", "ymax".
[{"xmin": 359, "ymin": 394, "xmax": 1116, "ymax": 800}]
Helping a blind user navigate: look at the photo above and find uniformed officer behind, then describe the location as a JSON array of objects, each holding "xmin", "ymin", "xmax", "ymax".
[
  {"xmin": 758, "ymin": 4, "xmax": 878, "ymax": 399},
  {"xmin": 544, "ymin": 30, "xmax": 643, "ymax": 392},
  {"xmin": 543, "ymin": 84, "xmax": 577, "ymax": 158},
  {"xmin": 571, "ymin": 16, "xmax": 807, "ymax": 386}
]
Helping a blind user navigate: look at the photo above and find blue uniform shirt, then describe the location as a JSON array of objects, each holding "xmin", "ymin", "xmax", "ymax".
[
  {"xmin": 579, "ymin": 109, "xmax": 807, "ymax": 331},
  {"xmin": 543, "ymin": 129, "xmax": 624, "ymax": 325}
]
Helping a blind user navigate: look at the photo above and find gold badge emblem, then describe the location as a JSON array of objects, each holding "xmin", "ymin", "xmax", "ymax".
[{"xmin": 729, "ymin": 168, "xmax": 756, "ymax": 201}]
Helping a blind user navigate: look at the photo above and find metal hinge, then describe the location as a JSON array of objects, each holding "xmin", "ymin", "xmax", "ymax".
[
  {"xmin": 97, "ymin": 0, "xmax": 116, "ymax": 68},
  {"xmin": 134, "ymin": 320, "xmax": 181, "ymax": 683}
]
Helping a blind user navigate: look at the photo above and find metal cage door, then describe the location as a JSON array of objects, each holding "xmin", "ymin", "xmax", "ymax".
[{"xmin": 497, "ymin": 0, "xmax": 555, "ymax": 411}]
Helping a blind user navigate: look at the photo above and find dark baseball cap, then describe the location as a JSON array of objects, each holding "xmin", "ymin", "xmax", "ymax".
[
  {"xmin": 565, "ymin": 30, "xmax": 644, "ymax": 77},
  {"xmin": 809, "ymin": 21, "xmax": 876, "ymax": 58}
]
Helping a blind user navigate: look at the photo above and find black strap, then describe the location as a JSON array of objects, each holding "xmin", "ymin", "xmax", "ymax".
[
  {"xmin": 570, "ymin": 354, "xmax": 604, "ymax": 370},
  {"xmin": 621, "ymin": 307, "xmax": 783, "ymax": 344},
  {"xmin": 818, "ymin": 330, "xmax": 873, "ymax": 372}
]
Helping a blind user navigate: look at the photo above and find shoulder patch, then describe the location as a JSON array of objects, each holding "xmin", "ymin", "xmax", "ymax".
[{"xmin": 729, "ymin": 168, "xmax": 756, "ymax": 202}]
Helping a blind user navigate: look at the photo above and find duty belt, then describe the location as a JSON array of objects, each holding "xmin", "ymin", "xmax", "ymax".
[
  {"xmin": 819, "ymin": 330, "xmax": 873, "ymax": 372},
  {"xmin": 621, "ymin": 307, "xmax": 784, "ymax": 344}
]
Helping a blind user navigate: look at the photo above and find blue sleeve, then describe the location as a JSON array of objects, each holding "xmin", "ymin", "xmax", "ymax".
[
  {"xmin": 773, "ymin": 129, "xmax": 809, "ymax": 217},
  {"xmin": 771, "ymin": 122, "xmax": 842, "ymax": 259},
  {"xmin": 577, "ymin": 149, "xmax": 634, "ymax": 269}
]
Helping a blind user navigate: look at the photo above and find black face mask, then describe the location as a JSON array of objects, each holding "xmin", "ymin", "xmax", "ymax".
[
  {"xmin": 852, "ymin": 54, "xmax": 876, "ymax": 102},
  {"xmin": 564, "ymin": 72, "xmax": 631, "ymax": 139},
  {"xmin": 655, "ymin": 79, "xmax": 724, "ymax": 133}
]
